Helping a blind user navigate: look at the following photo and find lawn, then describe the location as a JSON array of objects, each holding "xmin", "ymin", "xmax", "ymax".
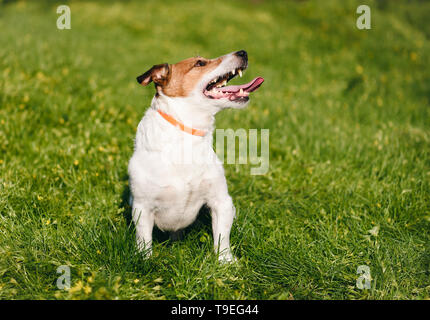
[{"xmin": 0, "ymin": 0, "xmax": 429, "ymax": 300}]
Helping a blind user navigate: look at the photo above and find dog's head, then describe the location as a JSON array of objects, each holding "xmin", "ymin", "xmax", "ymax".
[{"xmin": 137, "ymin": 50, "xmax": 264, "ymax": 110}]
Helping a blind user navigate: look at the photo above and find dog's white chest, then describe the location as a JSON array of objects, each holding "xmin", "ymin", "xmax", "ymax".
[
  {"xmin": 128, "ymin": 110, "xmax": 224, "ymax": 232},
  {"xmin": 151, "ymin": 173, "xmax": 211, "ymax": 231}
]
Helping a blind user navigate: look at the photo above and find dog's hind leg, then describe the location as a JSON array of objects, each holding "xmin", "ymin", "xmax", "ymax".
[{"xmin": 132, "ymin": 202, "xmax": 154, "ymax": 258}]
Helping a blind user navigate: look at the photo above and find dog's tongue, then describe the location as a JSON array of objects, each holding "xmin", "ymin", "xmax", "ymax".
[{"xmin": 221, "ymin": 77, "xmax": 264, "ymax": 93}]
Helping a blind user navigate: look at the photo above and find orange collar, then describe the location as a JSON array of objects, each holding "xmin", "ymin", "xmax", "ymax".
[{"xmin": 157, "ymin": 109, "xmax": 206, "ymax": 137}]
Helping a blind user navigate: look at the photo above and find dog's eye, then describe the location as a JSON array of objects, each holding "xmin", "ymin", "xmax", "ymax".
[{"xmin": 194, "ymin": 60, "xmax": 207, "ymax": 67}]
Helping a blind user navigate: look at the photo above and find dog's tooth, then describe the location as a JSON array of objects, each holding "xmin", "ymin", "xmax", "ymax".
[
  {"xmin": 239, "ymin": 88, "xmax": 243, "ymax": 95},
  {"xmin": 232, "ymin": 69, "xmax": 235, "ymax": 75},
  {"xmin": 238, "ymin": 69, "xmax": 242, "ymax": 77}
]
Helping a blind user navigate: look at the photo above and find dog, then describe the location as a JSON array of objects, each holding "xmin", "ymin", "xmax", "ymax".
[{"xmin": 128, "ymin": 50, "xmax": 264, "ymax": 262}]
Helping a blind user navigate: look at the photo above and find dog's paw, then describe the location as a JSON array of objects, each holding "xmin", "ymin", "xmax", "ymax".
[
  {"xmin": 137, "ymin": 243, "xmax": 152, "ymax": 259},
  {"xmin": 218, "ymin": 251, "xmax": 237, "ymax": 263},
  {"xmin": 140, "ymin": 248, "xmax": 152, "ymax": 259}
]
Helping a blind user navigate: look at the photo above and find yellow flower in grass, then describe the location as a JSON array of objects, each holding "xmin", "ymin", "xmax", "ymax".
[
  {"xmin": 73, "ymin": 160, "xmax": 79, "ymax": 166},
  {"xmin": 36, "ymin": 72, "xmax": 45, "ymax": 81},
  {"xmin": 69, "ymin": 280, "xmax": 83, "ymax": 294},
  {"xmin": 83, "ymin": 285, "xmax": 92, "ymax": 295},
  {"xmin": 95, "ymin": 287, "xmax": 110, "ymax": 299}
]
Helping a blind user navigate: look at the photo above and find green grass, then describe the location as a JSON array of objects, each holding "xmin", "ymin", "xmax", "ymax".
[{"xmin": 0, "ymin": 0, "xmax": 429, "ymax": 300}]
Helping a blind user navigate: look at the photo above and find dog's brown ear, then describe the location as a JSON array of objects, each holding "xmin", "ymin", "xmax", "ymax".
[{"xmin": 137, "ymin": 63, "xmax": 170, "ymax": 87}]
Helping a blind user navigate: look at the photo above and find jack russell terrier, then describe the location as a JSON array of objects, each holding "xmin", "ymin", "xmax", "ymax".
[{"xmin": 128, "ymin": 50, "xmax": 264, "ymax": 262}]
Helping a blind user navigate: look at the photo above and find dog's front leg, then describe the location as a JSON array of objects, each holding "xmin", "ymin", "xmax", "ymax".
[
  {"xmin": 132, "ymin": 202, "xmax": 154, "ymax": 258},
  {"xmin": 208, "ymin": 195, "xmax": 236, "ymax": 262}
]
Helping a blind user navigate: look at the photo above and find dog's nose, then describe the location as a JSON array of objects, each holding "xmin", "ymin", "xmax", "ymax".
[{"xmin": 235, "ymin": 50, "xmax": 248, "ymax": 60}]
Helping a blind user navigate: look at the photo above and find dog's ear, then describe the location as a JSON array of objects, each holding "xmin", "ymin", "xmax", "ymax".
[{"xmin": 137, "ymin": 63, "xmax": 171, "ymax": 87}]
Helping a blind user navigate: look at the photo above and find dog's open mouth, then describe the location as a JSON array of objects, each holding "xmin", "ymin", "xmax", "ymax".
[{"xmin": 203, "ymin": 67, "xmax": 264, "ymax": 102}]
